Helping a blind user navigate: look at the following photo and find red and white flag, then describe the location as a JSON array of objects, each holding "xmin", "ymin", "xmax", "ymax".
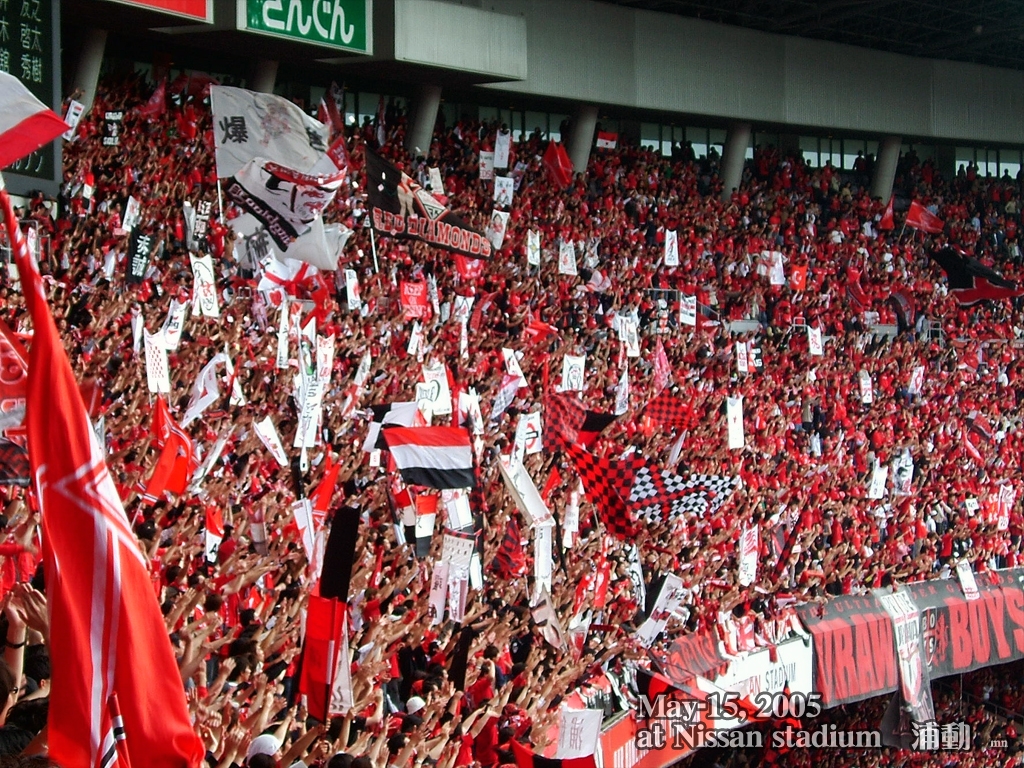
[
  {"xmin": 0, "ymin": 72, "xmax": 68, "ymax": 170},
  {"xmin": 906, "ymin": 201, "xmax": 944, "ymax": 234},
  {"xmin": 382, "ymin": 426, "xmax": 475, "ymax": 490},
  {"xmin": 595, "ymin": 131, "xmax": 617, "ymax": 150},
  {"xmin": 0, "ymin": 177, "xmax": 204, "ymax": 767}
]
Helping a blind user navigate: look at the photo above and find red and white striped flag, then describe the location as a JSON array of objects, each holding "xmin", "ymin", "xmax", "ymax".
[
  {"xmin": 595, "ymin": 131, "xmax": 618, "ymax": 150},
  {"xmin": 0, "ymin": 72, "xmax": 68, "ymax": 170},
  {"xmin": 382, "ymin": 426, "xmax": 475, "ymax": 490},
  {"xmin": 0, "ymin": 176, "xmax": 205, "ymax": 768}
]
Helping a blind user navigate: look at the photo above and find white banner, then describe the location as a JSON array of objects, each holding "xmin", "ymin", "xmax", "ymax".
[
  {"xmin": 497, "ymin": 456, "xmax": 554, "ymax": 527},
  {"xmin": 502, "ymin": 348, "xmax": 528, "ymax": 387},
  {"xmin": 478, "ymin": 150, "xmax": 494, "ymax": 180},
  {"xmin": 736, "ymin": 341, "xmax": 749, "ymax": 373},
  {"xmin": 859, "ymin": 369, "xmax": 873, "ymax": 404},
  {"xmin": 345, "ymin": 269, "xmax": 361, "ymax": 311},
  {"xmin": 190, "ymin": 253, "xmax": 221, "ymax": 318},
  {"xmin": 254, "ymin": 415, "xmax": 289, "ymax": 467},
  {"xmin": 680, "ymin": 294, "xmax": 697, "ymax": 326},
  {"xmin": 62, "ymin": 99, "xmax": 85, "ymax": 141},
  {"xmin": 161, "ymin": 298, "xmax": 189, "ymax": 351},
  {"xmin": 768, "ymin": 251, "xmax": 786, "ymax": 286},
  {"xmin": 956, "ymin": 561, "xmax": 980, "ymax": 601},
  {"xmin": 485, "ymin": 210, "xmax": 510, "ymax": 251},
  {"xmin": 144, "ymin": 329, "xmax": 170, "ymax": 393},
  {"xmin": 726, "ymin": 396, "xmax": 744, "ymax": 450},
  {"xmin": 712, "ymin": 635, "xmax": 815, "ymax": 702},
  {"xmin": 494, "ymin": 176, "xmax": 514, "ymax": 208},
  {"xmin": 442, "ymin": 532, "xmax": 475, "ymax": 571},
  {"xmin": 428, "ymin": 167, "xmax": 444, "ymax": 195},
  {"xmin": 908, "ymin": 365, "xmax": 925, "ymax": 396},
  {"xmin": 122, "ymin": 195, "xmax": 141, "ymax": 233},
  {"xmin": 292, "ymin": 499, "xmax": 316, "ymax": 562},
  {"xmin": 276, "ymin": 301, "xmax": 290, "ymax": 370},
  {"xmin": 519, "ymin": 411, "xmax": 542, "ymax": 455},
  {"xmin": 808, "ymin": 326, "xmax": 823, "ymax": 356},
  {"xmin": 555, "ymin": 708, "xmax": 603, "ymax": 759},
  {"xmin": 614, "ymin": 366, "xmax": 630, "ymax": 416},
  {"xmin": 561, "ymin": 354, "xmax": 586, "ymax": 392},
  {"xmin": 428, "ymin": 560, "xmax": 450, "ymax": 625},
  {"xmin": 494, "ymin": 130, "xmax": 511, "ymax": 168},
  {"xmin": 664, "ymin": 229, "xmax": 679, "ymax": 267},
  {"xmin": 738, "ymin": 526, "xmax": 759, "ymax": 586},
  {"xmin": 534, "ymin": 522, "xmax": 554, "ymax": 595},
  {"xmin": 620, "ymin": 317, "xmax": 640, "ymax": 358},
  {"xmin": 558, "ymin": 240, "xmax": 577, "ymax": 276},
  {"xmin": 868, "ymin": 463, "xmax": 889, "ymax": 499},
  {"xmin": 442, "ymin": 489, "xmax": 473, "ymax": 530},
  {"xmin": 407, "ymin": 321, "xmax": 424, "ymax": 358},
  {"xmin": 527, "ymin": 230, "xmax": 541, "ymax": 266},
  {"xmin": 421, "ymin": 362, "xmax": 453, "ymax": 415},
  {"xmin": 447, "ymin": 572, "xmax": 469, "ymax": 623}
]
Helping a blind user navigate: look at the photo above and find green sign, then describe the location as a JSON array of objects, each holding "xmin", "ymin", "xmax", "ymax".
[
  {"xmin": 0, "ymin": 0, "xmax": 57, "ymax": 183},
  {"xmin": 238, "ymin": 0, "xmax": 371, "ymax": 54}
]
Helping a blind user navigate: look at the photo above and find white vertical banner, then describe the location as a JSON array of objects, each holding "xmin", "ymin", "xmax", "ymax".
[
  {"xmin": 868, "ymin": 463, "xmax": 889, "ymax": 500},
  {"xmin": 620, "ymin": 318, "xmax": 640, "ymax": 357},
  {"xmin": 736, "ymin": 341, "xmax": 749, "ymax": 373},
  {"xmin": 494, "ymin": 130, "xmax": 511, "ymax": 168},
  {"xmin": 428, "ymin": 167, "xmax": 444, "ymax": 195},
  {"xmin": 161, "ymin": 298, "xmax": 189, "ymax": 351},
  {"xmin": 527, "ymin": 230, "xmax": 542, "ymax": 266},
  {"xmin": 144, "ymin": 329, "xmax": 171, "ymax": 393},
  {"xmin": 726, "ymin": 396, "xmax": 744, "ymax": 450},
  {"xmin": 956, "ymin": 561, "xmax": 980, "ymax": 601},
  {"xmin": 345, "ymin": 269, "xmax": 361, "ymax": 311},
  {"xmin": 478, "ymin": 150, "xmax": 494, "ymax": 180},
  {"xmin": 421, "ymin": 361, "xmax": 453, "ymax": 415},
  {"xmin": 407, "ymin": 321, "xmax": 424, "ymax": 357},
  {"xmin": 190, "ymin": 253, "xmax": 221, "ymax": 319},
  {"xmin": 558, "ymin": 239, "xmax": 577, "ymax": 276},
  {"xmin": 908, "ymin": 365, "xmax": 925, "ymax": 396},
  {"xmin": 555, "ymin": 708, "xmax": 603, "ymax": 759},
  {"xmin": 680, "ymin": 294, "xmax": 697, "ymax": 326},
  {"xmin": 328, "ymin": 607, "xmax": 354, "ymax": 716},
  {"xmin": 276, "ymin": 300, "xmax": 290, "ymax": 369},
  {"xmin": 635, "ymin": 574, "xmax": 685, "ymax": 647},
  {"xmin": 223, "ymin": 346, "xmax": 246, "ymax": 406},
  {"xmin": 738, "ymin": 526, "xmax": 759, "ymax": 586},
  {"xmin": 808, "ymin": 326, "xmax": 823, "ymax": 356},
  {"xmin": 442, "ymin": 490, "xmax": 473, "ymax": 531},
  {"xmin": 614, "ymin": 365, "xmax": 630, "ymax": 416},
  {"xmin": 447, "ymin": 572, "xmax": 469, "ymax": 623},
  {"xmin": 534, "ymin": 522, "xmax": 554, "ymax": 596},
  {"xmin": 62, "ymin": 99, "xmax": 85, "ymax": 140},
  {"xmin": 561, "ymin": 354, "xmax": 586, "ymax": 392},
  {"xmin": 859, "ymin": 369, "xmax": 874, "ymax": 404},
  {"xmin": 485, "ymin": 210, "xmax": 510, "ymax": 251},
  {"xmin": 769, "ymin": 251, "xmax": 786, "ymax": 285},
  {"xmin": 520, "ymin": 411, "xmax": 543, "ymax": 455},
  {"xmin": 502, "ymin": 348, "xmax": 528, "ymax": 387},
  {"xmin": 428, "ymin": 560, "xmax": 450, "ymax": 625},
  {"xmin": 664, "ymin": 229, "xmax": 679, "ymax": 267},
  {"xmin": 563, "ymin": 487, "xmax": 580, "ymax": 549}
]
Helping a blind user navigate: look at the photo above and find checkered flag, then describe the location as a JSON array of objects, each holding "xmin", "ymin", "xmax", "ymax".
[
  {"xmin": 543, "ymin": 391, "xmax": 617, "ymax": 452},
  {"xmin": 565, "ymin": 442, "xmax": 636, "ymax": 538},
  {"xmin": 628, "ymin": 460, "xmax": 738, "ymax": 524},
  {"xmin": 641, "ymin": 389, "xmax": 689, "ymax": 428}
]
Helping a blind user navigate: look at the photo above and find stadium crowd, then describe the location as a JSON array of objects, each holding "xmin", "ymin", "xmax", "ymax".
[{"xmin": 1, "ymin": 69, "xmax": 1024, "ymax": 766}]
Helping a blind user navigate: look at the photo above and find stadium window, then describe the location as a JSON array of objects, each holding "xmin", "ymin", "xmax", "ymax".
[
  {"xmin": 983, "ymin": 149, "xmax": 998, "ymax": 178},
  {"xmin": 525, "ymin": 111, "xmax": 547, "ymax": 140},
  {"xmin": 866, "ymin": 140, "xmax": 879, "ymax": 161},
  {"xmin": 844, "ymin": 139, "xmax": 865, "ymax": 171},
  {"xmin": 800, "ymin": 136, "xmax": 819, "ymax": 167},
  {"xmin": 955, "ymin": 146, "xmax": 976, "ymax": 174},
  {"xmin": 550, "ymin": 114, "xmax": 569, "ymax": 143},
  {"xmin": 914, "ymin": 144, "xmax": 935, "ymax": 162},
  {"xmin": 479, "ymin": 105, "xmax": 498, "ymax": 124},
  {"xmin": 641, "ymin": 122, "xmax": 660, "ymax": 151},
  {"xmin": 709, "ymin": 128, "xmax": 726, "ymax": 159},
  {"xmin": 999, "ymin": 149, "xmax": 1021, "ymax": 179},
  {"xmin": 686, "ymin": 127, "xmax": 708, "ymax": 159},
  {"xmin": 358, "ymin": 92, "xmax": 380, "ymax": 127}
]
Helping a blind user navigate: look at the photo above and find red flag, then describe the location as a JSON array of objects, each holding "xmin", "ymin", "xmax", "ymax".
[
  {"xmin": 511, "ymin": 740, "xmax": 596, "ymax": 768},
  {"xmin": 135, "ymin": 79, "xmax": 167, "ymax": 119},
  {"xmin": 141, "ymin": 397, "xmax": 195, "ymax": 504},
  {"xmin": 653, "ymin": 337, "xmax": 671, "ymax": 393},
  {"xmin": 595, "ymin": 131, "xmax": 617, "ymax": 150},
  {"xmin": 963, "ymin": 429, "xmax": 984, "ymax": 465},
  {"xmin": 789, "ymin": 265, "xmax": 808, "ymax": 292},
  {"xmin": 310, "ymin": 453, "xmax": 341, "ymax": 526},
  {"xmin": 543, "ymin": 141, "xmax": 574, "ymax": 188},
  {"xmin": 298, "ymin": 596, "xmax": 349, "ymax": 722},
  {"xmin": 878, "ymin": 196, "xmax": 895, "ymax": 231},
  {"xmin": 100, "ymin": 692, "xmax": 133, "ymax": 768},
  {"xmin": 906, "ymin": 201, "xmax": 944, "ymax": 234},
  {"xmin": 0, "ymin": 180, "xmax": 204, "ymax": 767}
]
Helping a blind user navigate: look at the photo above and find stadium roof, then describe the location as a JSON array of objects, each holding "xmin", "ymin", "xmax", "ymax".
[{"xmin": 601, "ymin": 0, "xmax": 1024, "ymax": 71}]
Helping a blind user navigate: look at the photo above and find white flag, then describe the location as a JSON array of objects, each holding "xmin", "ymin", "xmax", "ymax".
[
  {"xmin": 868, "ymin": 463, "xmax": 889, "ymax": 499},
  {"xmin": 276, "ymin": 300, "xmax": 290, "ymax": 370},
  {"xmin": 478, "ymin": 150, "xmax": 494, "ymax": 180},
  {"xmin": 620, "ymin": 317, "xmax": 640, "ymax": 358},
  {"xmin": 497, "ymin": 456, "xmax": 553, "ymax": 527},
  {"xmin": 182, "ymin": 355, "xmax": 222, "ymax": 427},
  {"xmin": 292, "ymin": 499, "xmax": 316, "ymax": 562},
  {"xmin": 956, "ymin": 561, "xmax": 980, "ymax": 601},
  {"xmin": 421, "ymin": 361, "xmax": 453, "ymax": 415},
  {"xmin": 614, "ymin": 366, "xmax": 630, "ymax": 416},
  {"xmin": 494, "ymin": 129, "xmax": 511, "ymax": 168},
  {"xmin": 859, "ymin": 369, "xmax": 873, "ymax": 404},
  {"xmin": 210, "ymin": 85, "xmax": 335, "ymax": 178},
  {"xmin": 726, "ymin": 396, "xmax": 744, "ymax": 449},
  {"xmin": 768, "ymin": 251, "xmax": 786, "ymax": 286},
  {"xmin": 736, "ymin": 341, "xmax": 749, "ymax": 373},
  {"xmin": 635, "ymin": 574, "xmax": 685, "ymax": 647},
  {"xmin": 190, "ymin": 253, "xmax": 221, "ymax": 318},
  {"xmin": 519, "ymin": 411, "xmax": 542, "ymax": 455},
  {"xmin": 908, "ymin": 365, "xmax": 925, "ymax": 396},
  {"xmin": 738, "ymin": 526, "xmax": 759, "ymax": 586},
  {"xmin": 485, "ymin": 210, "xmax": 510, "ymax": 251},
  {"xmin": 558, "ymin": 240, "xmax": 577, "ymax": 276},
  {"xmin": 345, "ymin": 269, "xmax": 361, "ymax": 311},
  {"xmin": 502, "ymin": 348, "xmax": 528, "ymax": 387},
  {"xmin": 680, "ymin": 294, "xmax": 697, "ymax": 326},
  {"xmin": 561, "ymin": 354, "xmax": 586, "ymax": 392},
  {"xmin": 494, "ymin": 176, "xmax": 514, "ymax": 208},
  {"xmin": 527, "ymin": 230, "xmax": 541, "ymax": 266},
  {"xmin": 664, "ymin": 229, "xmax": 679, "ymax": 267},
  {"xmin": 808, "ymin": 326, "xmax": 823, "ymax": 356},
  {"xmin": 428, "ymin": 167, "xmax": 444, "ymax": 195},
  {"xmin": 534, "ymin": 522, "xmax": 554, "ymax": 595},
  {"xmin": 144, "ymin": 329, "xmax": 170, "ymax": 393},
  {"xmin": 62, "ymin": 99, "xmax": 85, "ymax": 141},
  {"xmin": 161, "ymin": 298, "xmax": 189, "ymax": 351},
  {"xmin": 255, "ymin": 416, "xmax": 289, "ymax": 467},
  {"xmin": 428, "ymin": 561, "xmax": 450, "ymax": 625}
]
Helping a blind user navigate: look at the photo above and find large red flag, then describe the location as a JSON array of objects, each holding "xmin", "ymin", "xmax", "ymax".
[
  {"xmin": 0, "ymin": 177, "xmax": 204, "ymax": 768},
  {"xmin": 543, "ymin": 141, "xmax": 574, "ymax": 188},
  {"xmin": 878, "ymin": 196, "xmax": 895, "ymax": 231},
  {"xmin": 140, "ymin": 396, "xmax": 195, "ymax": 504},
  {"xmin": 905, "ymin": 201, "xmax": 944, "ymax": 234}
]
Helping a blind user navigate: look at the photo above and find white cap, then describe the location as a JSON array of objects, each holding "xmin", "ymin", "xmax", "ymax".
[
  {"xmin": 406, "ymin": 696, "xmax": 426, "ymax": 715},
  {"xmin": 246, "ymin": 734, "xmax": 282, "ymax": 760}
]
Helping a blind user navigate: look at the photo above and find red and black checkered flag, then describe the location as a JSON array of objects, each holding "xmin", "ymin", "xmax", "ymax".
[
  {"xmin": 565, "ymin": 442, "xmax": 636, "ymax": 538},
  {"xmin": 641, "ymin": 389, "xmax": 690, "ymax": 428},
  {"xmin": 543, "ymin": 391, "xmax": 617, "ymax": 452},
  {"xmin": 493, "ymin": 515, "xmax": 528, "ymax": 578}
]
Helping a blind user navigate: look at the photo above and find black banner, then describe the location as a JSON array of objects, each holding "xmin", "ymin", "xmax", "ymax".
[
  {"xmin": 797, "ymin": 594, "xmax": 898, "ymax": 707},
  {"xmin": 103, "ymin": 111, "xmax": 123, "ymax": 147},
  {"xmin": 364, "ymin": 148, "xmax": 492, "ymax": 260},
  {"xmin": 127, "ymin": 230, "xmax": 154, "ymax": 284}
]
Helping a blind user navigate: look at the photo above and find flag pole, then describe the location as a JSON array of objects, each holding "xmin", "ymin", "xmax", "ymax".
[
  {"xmin": 369, "ymin": 227, "xmax": 379, "ymax": 274},
  {"xmin": 216, "ymin": 178, "xmax": 224, "ymax": 220}
]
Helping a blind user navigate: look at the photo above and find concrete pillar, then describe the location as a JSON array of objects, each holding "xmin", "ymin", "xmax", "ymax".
[
  {"xmin": 250, "ymin": 59, "xmax": 278, "ymax": 94},
  {"xmin": 871, "ymin": 136, "xmax": 902, "ymax": 201},
  {"xmin": 404, "ymin": 84, "xmax": 442, "ymax": 157},
  {"xmin": 719, "ymin": 122, "xmax": 751, "ymax": 201},
  {"xmin": 71, "ymin": 29, "xmax": 107, "ymax": 113},
  {"xmin": 567, "ymin": 104, "xmax": 599, "ymax": 174}
]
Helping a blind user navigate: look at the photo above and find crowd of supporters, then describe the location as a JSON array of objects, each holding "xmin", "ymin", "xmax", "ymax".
[{"xmin": 0, "ymin": 68, "xmax": 1023, "ymax": 766}]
